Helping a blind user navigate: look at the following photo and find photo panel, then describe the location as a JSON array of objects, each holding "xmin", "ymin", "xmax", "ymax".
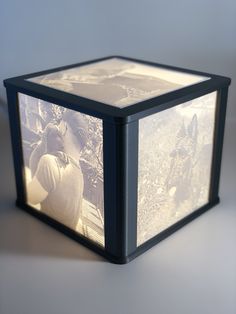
[
  {"xmin": 137, "ymin": 92, "xmax": 217, "ymax": 246},
  {"xmin": 28, "ymin": 58, "xmax": 208, "ymax": 108},
  {"xmin": 18, "ymin": 93, "xmax": 104, "ymax": 247}
]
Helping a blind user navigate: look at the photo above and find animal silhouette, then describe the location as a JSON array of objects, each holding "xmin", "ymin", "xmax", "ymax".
[{"xmin": 165, "ymin": 114, "xmax": 198, "ymax": 207}]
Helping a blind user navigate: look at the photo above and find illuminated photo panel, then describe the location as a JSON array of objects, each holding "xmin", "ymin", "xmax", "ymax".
[
  {"xmin": 28, "ymin": 58, "xmax": 208, "ymax": 108},
  {"xmin": 18, "ymin": 93, "xmax": 104, "ymax": 247},
  {"xmin": 137, "ymin": 92, "xmax": 217, "ymax": 246}
]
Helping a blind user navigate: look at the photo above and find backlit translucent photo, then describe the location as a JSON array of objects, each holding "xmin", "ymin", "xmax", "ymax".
[
  {"xmin": 28, "ymin": 58, "xmax": 208, "ymax": 108},
  {"xmin": 18, "ymin": 93, "xmax": 104, "ymax": 247},
  {"xmin": 137, "ymin": 92, "xmax": 217, "ymax": 246}
]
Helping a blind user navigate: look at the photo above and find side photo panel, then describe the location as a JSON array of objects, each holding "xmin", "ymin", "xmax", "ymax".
[
  {"xmin": 137, "ymin": 92, "xmax": 217, "ymax": 246},
  {"xmin": 18, "ymin": 93, "xmax": 104, "ymax": 247}
]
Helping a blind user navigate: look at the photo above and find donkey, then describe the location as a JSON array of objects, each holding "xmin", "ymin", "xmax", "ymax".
[{"xmin": 165, "ymin": 114, "xmax": 198, "ymax": 208}]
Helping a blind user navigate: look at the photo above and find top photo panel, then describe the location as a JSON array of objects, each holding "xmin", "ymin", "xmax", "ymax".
[{"xmin": 27, "ymin": 58, "xmax": 209, "ymax": 108}]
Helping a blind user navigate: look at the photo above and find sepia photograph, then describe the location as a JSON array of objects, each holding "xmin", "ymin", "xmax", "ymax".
[
  {"xmin": 18, "ymin": 93, "xmax": 104, "ymax": 246},
  {"xmin": 137, "ymin": 92, "xmax": 217, "ymax": 246},
  {"xmin": 29, "ymin": 58, "xmax": 207, "ymax": 108}
]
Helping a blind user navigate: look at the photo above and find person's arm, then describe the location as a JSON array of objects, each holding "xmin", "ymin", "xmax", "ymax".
[{"xmin": 27, "ymin": 177, "xmax": 48, "ymax": 205}]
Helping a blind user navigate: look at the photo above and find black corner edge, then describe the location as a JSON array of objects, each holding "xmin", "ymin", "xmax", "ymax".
[
  {"xmin": 225, "ymin": 76, "xmax": 232, "ymax": 86},
  {"xmin": 216, "ymin": 75, "xmax": 231, "ymax": 87},
  {"xmin": 3, "ymin": 78, "xmax": 10, "ymax": 88},
  {"xmin": 3, "ymin": 77, "xmax": 20, "ymax": 89},
  {"xmin": 108, "ymin": 255, "xmax": 131, "ymax": 265}
]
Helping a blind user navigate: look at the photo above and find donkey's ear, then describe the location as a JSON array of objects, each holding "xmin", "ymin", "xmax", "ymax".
[{"xmin": 187, "ymin": 114, "xmax": 198, "ymax": 139}]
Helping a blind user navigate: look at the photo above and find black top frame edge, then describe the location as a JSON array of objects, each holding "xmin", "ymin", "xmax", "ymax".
[
  {"xmin": 116, "ymin": 55, "xmax": 231, "ymax": 82},
  {"xmin": 4, "ymin": 55, "xmax": 115, "ymax": 82},
  {"xmin": 4, "ymin": 80, "xmax": 122, "ymax": 123},
  {"xmin": 3, "ymin": 55, "xmax": 231, "ymax": 84},
  {"xmin": 3, "ymin": 55, "xmax": 231, "ymax": 124}
]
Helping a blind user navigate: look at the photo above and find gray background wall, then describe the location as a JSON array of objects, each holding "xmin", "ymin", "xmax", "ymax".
[
  {"xmin": 1, "ymin": 0, "xmax": 236, "ymax": 119},
  {"xmin": 0, "ymin": 1, "xmax": 235, "ymax": 314}
]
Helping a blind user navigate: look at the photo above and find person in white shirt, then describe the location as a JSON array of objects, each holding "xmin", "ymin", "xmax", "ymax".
[{"xmin": 27, "ymin": 112, "xmax": 88, "ymax": 231}]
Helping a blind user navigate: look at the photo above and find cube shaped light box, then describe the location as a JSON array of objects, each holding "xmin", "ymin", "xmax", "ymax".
[{"xmin": 4, "ymin": 56, "xmax": 231, "ymax": 263}]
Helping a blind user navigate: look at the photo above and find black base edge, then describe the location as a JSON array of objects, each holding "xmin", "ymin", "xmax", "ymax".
[
  {"xmin": 125, "ymin": 197, "xmax": 220, "ymax": 264},
  {"xmin": 15, "ymin": 197, "xmax": 220, "ymax": 265},
  {"xmin": 15, "ymin": 200, "xmax": 123, "ymax": 264}
]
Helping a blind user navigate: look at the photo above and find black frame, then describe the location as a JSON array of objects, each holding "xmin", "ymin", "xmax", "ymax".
[{"xmin": 4, "ymin": 56, "xmax": 231, "ymax": 264}]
